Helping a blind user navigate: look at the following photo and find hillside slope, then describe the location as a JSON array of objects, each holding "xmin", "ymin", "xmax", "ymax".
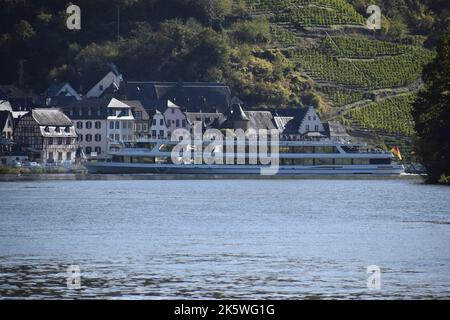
[{"xmin": 0, "ymin": 0, "xmax": 447, "ymax": 155}]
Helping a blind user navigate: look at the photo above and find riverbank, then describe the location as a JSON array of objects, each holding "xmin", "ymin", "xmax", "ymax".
[{"xmin": 0, "ymin": 173, "xmax": 426, "ymax": 181}]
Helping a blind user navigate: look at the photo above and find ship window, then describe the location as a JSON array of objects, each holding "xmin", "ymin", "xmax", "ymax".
[
  {"xmin": 293, "ymin": 158, "xmax": 314, "ymax": 165},
  {"xmin": 353, "ymin": 158, "xmax": 370, "ymax": 165},
  {"xmin": 370, "ymin": 158, "xmax": 391, "ymax": 165},
  {"xmin": 315, "ymin": 158, "xmax": 333, "ymax": 165},
  {"xmin": 335, "ymin": 158, "xmax": 352, "ymax": 165}
]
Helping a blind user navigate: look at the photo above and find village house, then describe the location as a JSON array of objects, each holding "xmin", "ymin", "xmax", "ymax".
[
  {"xmin": 86, "ymin": 69, "xmax": 123, "ymax": 99},
  {"xmin": 273, "ymin": 105, "xmax": 349, "ymax": 141},
  {"xmin": 149, "ymin": 110, "xmax": 169, "ymax": 139},
  {"xmin": 125, "ymin": 81, "xmax": 232, "ymax": 112},
  {"xmin": 121, "ymin": 100, "xmax": 150, "ymax": 140},
  {"xmin": 107, "ymin": 98, "xmax": 135, "ymax": 143},
  {"xmin": 0, "ymin": 85, "xmax": 34, "ymax": 111},
  {"xmin": 163, "ymin": 101, "xmax": 189, "ymax": 135},
  {"xmin": 45, "ymin": 82, "xmax": 82, "ymax": 100},
  {"xmin": 62, "ymin": 99, "xmax": 109, "ymax": 159},
  {"xmin": 14, "ymin": 109, "xmax": 77, "ymax": 163},
  {"xmin": 0, "ymin": 110, "xmax": 14, "ymax": 154},
  {"xmin": 0, "ymin": 110, "xmax": 14, "ymax": 140}
]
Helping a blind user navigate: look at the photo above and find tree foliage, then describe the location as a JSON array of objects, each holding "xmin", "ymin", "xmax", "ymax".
[{"xmin": 412, "ymin": 27, "xmax": 450, "ymax": 183}]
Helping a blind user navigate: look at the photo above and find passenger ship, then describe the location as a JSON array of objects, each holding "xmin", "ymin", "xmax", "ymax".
[{"xmin": 84, "ymin": 138, "xmax": 404, "ymax": 175}]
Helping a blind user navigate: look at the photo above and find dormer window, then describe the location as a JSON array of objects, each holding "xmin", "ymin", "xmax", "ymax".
[
  {"xmin": 65, "ymin": 127, "xmax": 70, "ymax": 133},
  {"xmin": 44, "ymin": 126, "xmax": 50, "ymax": 132},
  {"xmin": 171, "ymin": 108, "xmax": 175, "ymax": 114},
  {"xmin": 55, "ymin": 126, "xmax": 60, "ymax": 133}
]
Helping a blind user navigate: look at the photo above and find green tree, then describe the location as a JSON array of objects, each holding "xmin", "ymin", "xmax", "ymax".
[{"xmin": 413, "ymin": 27, "xmax": 450, "ymax": 183}]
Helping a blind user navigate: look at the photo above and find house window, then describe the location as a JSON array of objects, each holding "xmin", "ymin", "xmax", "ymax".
[
  {"xmin": 86, "ymin": 147, "xmax": 92, "ymax": 155},
  {"xmin": 48, "ymin": 138, "xmax": 53, "ymax": 145},
  {"xmin": 152, "ymin": 130, "xmax": 157, "ymax": 137},
  {"xmin": 160, "ymin": 119, "xmax": 164, "ymax": 126},
  {"xmin": 313, "ymin": 116, "xmax": 316, "ymax": 120},
  {"xmin": 66, "ymin": 138, "xmax": 72, "ymax": 145},
  {"xmin": 95, "ymin": 121, "xmax": 101, "ymax": 129},
  {"xmin": 153, "ymin": 119, "xmax": 156, "ymax": 126},
  {"xmin": 109, "ymin": 134, "xmax": 114, "ymax": 140},
  {"xmin": 182, "ymin": 120, "xmax": 186, "ymax": 127},
  {"xmin": 315, "ymin": 125, "xmax": 319, "ymax": 131},
  {"xmin": 143, "ymin": 124, "xmax": 147, "ymax": 132},
  {"xmin": 58, "ymin": 152, "xmax": 63, "ymax": 161},
  {"xmin": 308, "ymin": 116, "xmax": 311, "ymax": 121},
  {"xmin": 86, "ymin": 121, "xmax": 92, "ymax": 129},
  {"xmin": 95, "ymin": 134, "xmax": 101, "ymax": 142},
  {"xmin": 86, "ymin": 134, "xmax": 92, "ymax": 142},
  {"xmin": 78, "ymin": 135, "xmax": 83, "ymax": 142},
  {"xmin": 176, "ymin": 119, "xmax": 180, "ymax": 127},
  {"xmin": 306, "ymin": 125, "xmax": 310, "ymax": 131},
  {"xmin": 159, "ymin": 130, "xmax": 164, "ymax": 137},
  {"xmin": 95, "ymin": 147, "xmax": 101, "ymax": 154},
  {"xmin": 171, "ymin": 108, "xmax": 175, "ymax": 114},
  {"xmin": 48, "ymin": 152, "xmax": 53, "ymax": 160},
  {"xmin": 109, "ymin": 122, "xmax": 114, "ymax": 130},
  {"xmin": 115, "ymin": 121, "xmax": 119, "ymax": 130},
  {"xmin": 58, "ymin": 138, "xmax": 63, "ymax": 145},
  {"xmin": 76, "ymin": 121, "xmax": 83, "ymax": 129},
  {"xmin": 115, "ymin": 134, "xmax": 120, "ymax": 141},
  {"xmin": 66, "ymin": 152, "xmax": 72, "ymax": 160}
]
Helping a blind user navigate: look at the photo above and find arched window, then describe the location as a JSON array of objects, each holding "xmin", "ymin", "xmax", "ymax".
[
  {"xmin": 95, "ymin": 147, "xmax": 101, "ymax": 154},
  {"xmin": 86, "ymin": 134, "xmax": 92, "ymax": 142},
  {"xmin": 76, "ymin": 121, "xmax": 83, "ymax": 129},
  {"xmin": 95, "ymin": 134, "xmax": 101, "ymax": 142},
  {"xmin": 85, "ymin": 147, "xmax": 92, "ymax": 154},
  {"xmin": 86, "ymin": 121, "xmax": 92, "ymax": 129},
  {"xmin": 95, "ymin": 121, "xmax": 101, "ymax": 129}
]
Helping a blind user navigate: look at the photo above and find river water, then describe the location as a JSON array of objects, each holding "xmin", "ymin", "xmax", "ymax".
[{"xmin": 0, "ymin": 178, "xmax": 449, "ymax": 299}]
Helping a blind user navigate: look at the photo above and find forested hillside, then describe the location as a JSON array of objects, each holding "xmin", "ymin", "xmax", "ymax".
[{"xmin": 0, "ymin": 0, "xmax": 448, "ymax": 149}]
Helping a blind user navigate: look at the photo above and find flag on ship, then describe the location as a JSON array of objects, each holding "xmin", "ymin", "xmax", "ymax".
[{"xmin": 390, "ymin": 146, "xmax": 403, "ymax": 161}]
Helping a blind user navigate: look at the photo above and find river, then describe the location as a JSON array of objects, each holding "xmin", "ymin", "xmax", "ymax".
[{"xmin": 0, "ymin": 178, "xmax": 449, "ymax": 299}]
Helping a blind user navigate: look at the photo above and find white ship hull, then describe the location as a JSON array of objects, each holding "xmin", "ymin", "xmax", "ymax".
[{"xmin": 84, "ymin": 162, "xmax": 404, "ymax": 175}]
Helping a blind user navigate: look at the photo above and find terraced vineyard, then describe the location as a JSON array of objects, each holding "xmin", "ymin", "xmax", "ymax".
[
  {"xmin": 343, "ymin": 94, "xmax": 417, "ymax": 135},
  {"xmin": 244, "ymin": 0, "xmax": 434, "ymax": 140},
  {"xmin": 289, "ymin": 38, "xmax": 434, "ymax": 90},
  {"xmin": 321, "ymin": 86, "xmax": 369, "ymax": 107},
  {"xmin": 244, "ymin": 0, "xmax": 365, "ymax": 28}
]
